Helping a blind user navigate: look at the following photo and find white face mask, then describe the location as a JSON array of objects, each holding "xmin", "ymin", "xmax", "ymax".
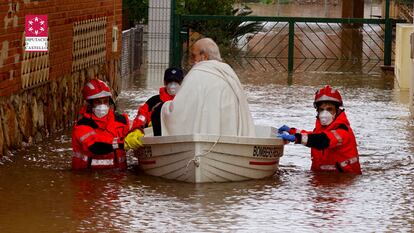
[
  {"xmin": 318, "ymin": 110, "xmax": 334, "ymax": 126},
  {"xmin": 93, "ymin": 104, "xmax": 109, "ymax": 118},
  {"xmin": 166, "ymin": 82, "xmax": 180, "ymax": 96}
]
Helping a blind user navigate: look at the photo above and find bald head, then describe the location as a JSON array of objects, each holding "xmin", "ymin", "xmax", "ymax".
[{"xmin": 190, "ymin": 38, "xmax": 222, "ymax": 65}]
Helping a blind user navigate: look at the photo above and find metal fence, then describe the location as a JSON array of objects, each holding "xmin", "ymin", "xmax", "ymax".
[
  {"xmin": 172, "ymin": 15, "xmax": 405, "ymax": 74},
  {"xmin": 120, "ymin": 26, "xmax": 144, "ymax": 77},
  {"xmin": 396, "ymin": 0, "xmax": 413, "ymax": 22}
]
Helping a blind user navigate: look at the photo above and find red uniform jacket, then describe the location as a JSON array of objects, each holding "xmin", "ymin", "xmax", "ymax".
[
  {"xmin": 71, "ymin": 106, "xmax": 130, "ymax": 170},
  {"xmin": 131, "ymin": 87, "xmax": 174, "ymax": 136},
  {"xmin": 296, "ymin": 111, "xmax": 362, "ymax": 174}
]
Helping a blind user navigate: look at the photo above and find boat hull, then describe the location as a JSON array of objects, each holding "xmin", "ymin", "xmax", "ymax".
[{"xmin": 135, "ymin": 127, "xmax": 284, "ymax": 183}]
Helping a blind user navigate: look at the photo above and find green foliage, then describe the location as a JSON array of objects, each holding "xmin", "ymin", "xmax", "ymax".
[
  {"xmin": 239, "ymin": 0, "xmax": 274, "ymax": 4},
  {"xmin": 123, "ymin": 0, "xmax": 149, "ymax": 25},
  {"xmin": 122, "ymin": 0, "xmax": 262, "ymax": 49},
  {"xmin": 176, "ymin": 0, "xmax": 235, "ymax": 15},
  {"xmin": 177, "ymin": 1, "xmax": 262, "ymax": 49},
  {"xmin": 260, "ymin": 0, "xmax": 274, "ymax": 4}
]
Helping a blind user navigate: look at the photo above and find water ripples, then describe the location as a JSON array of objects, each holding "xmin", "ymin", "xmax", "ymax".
[{"xmin": 0, "ymin": 73, "xmax": 413, "ymax": 232}]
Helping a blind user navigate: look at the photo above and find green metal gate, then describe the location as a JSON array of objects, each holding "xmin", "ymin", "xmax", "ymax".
[{"xmin": 171, "ymin": 15, "xmax": 405, "ymax": 74}]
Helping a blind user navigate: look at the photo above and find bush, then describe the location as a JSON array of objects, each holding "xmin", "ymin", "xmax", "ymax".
[
  {"xmin": 123, "ymin": 0, "xmax": 149, "ymax": 26},
  {"xmin": 177, "ymin": 0, "xmax": 261, "ymax": 48}
]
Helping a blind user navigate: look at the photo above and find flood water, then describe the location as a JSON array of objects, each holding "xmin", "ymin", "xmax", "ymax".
[{"xmin": 0, "ymin": 68, "xmax": 413, "ymax": 232}]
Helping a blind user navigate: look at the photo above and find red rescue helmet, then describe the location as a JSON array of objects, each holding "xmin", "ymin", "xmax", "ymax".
[
  {"xmin": 82, "ymin": 79, "xmax": 112, "ymax": 100},
  {"xmin": 314, "ymin": 85, "xmax": 343, "ymax": 108}
]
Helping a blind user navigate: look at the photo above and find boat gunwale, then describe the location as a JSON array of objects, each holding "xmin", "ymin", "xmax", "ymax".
[{"xmin": 141, "ymin": 134, "xmax": 284, "ymax": 146}]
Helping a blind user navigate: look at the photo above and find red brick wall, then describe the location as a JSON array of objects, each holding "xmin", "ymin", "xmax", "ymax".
[{"xmin": 0, "ymin": 0, "xmax": 122, "ymax": 97}]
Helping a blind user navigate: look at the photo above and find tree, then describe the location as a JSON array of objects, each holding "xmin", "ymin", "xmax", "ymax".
[
  {"xmin": 122, "ymin": 0, "xmax": 261, "ymax": 48},
  {"xmin": 176, "ymin": 0, "xmax": 235, "ymax": 15},
  {"xmin": 122, "ymin": 0, "xmax": 148, "ymax": 28},
  {"xmin": 177, "ymin": 0, "xmax": 262, "ymax": 48}
]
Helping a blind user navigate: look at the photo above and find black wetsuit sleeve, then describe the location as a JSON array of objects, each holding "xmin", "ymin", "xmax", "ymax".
[
  {"xmin": 146, "ymin": 95, "xmax": 162, "ymax": 111},
  {"xmin": 295, "ymin": 132, "xmax": 330, "ymax": 150},
  {"xmin": 151, "ymin": 102, "xmax": 164, "ymax": 136},
  {"xmin": 88, "ymin": 142, "xmax": 114, "ymax": 155},
  {"xmin": 307, "ymin": 133, "xmax": 330, "ymax": 150},
  {"xmin": 114, "ymin": 112, "xmax": 127, "ymax": 124}
]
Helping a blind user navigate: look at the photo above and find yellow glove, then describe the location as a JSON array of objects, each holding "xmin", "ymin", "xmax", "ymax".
[{"xmin": 124, "ymin": 129, "xmax": 144, "ymax": 150}]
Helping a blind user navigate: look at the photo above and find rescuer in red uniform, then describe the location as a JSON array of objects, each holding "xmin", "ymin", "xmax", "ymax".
[
  {"xmin": 278, "ymin": 85, "xmax": 362, "ymax": 174},
  {"xmin": 131, "ymin": 67, "xmax": 184, "ymax": 136},
  {"xmin": 71, "ymin": 79, "xmax": 132, "ymax": 170}
]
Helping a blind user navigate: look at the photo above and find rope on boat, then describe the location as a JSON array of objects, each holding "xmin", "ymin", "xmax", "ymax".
[{"xmin": 185, "ymin": 135, "xmax": 221, "ymax": 171}]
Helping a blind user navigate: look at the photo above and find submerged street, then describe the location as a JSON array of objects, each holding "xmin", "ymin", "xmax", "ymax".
[
  {"xmin": 0, "ymin": 0, "xmax": 413, "ymax": 232},
  {"xmin": 0, "ymin": 70, "xmax": 413, "ymax": 232}
]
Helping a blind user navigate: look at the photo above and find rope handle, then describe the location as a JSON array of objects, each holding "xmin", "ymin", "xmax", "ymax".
[{"xmin": 185, "ymin": 136, "xmax": 221, "ymax": 171}]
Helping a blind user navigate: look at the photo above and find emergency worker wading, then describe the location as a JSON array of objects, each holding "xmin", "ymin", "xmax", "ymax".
[
  {"xmin": 131, "ymin": 67, "xmax": 184, "ymax": 136},
  {"xmin": 72, "ymin": 79, "xmax": 130, "ymax": 170},
  {"xmin": 278, "ymin": 85, "xmax": 362, "ymax": 174}
]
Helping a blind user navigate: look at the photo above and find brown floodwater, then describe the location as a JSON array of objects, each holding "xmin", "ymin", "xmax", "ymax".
[{"xmin": 1, "ymin": 67, "xmax": 413, "ymax": 232}]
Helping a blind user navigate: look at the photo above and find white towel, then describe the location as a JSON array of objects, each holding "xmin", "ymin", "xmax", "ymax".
[{"xmin": 161, "ymin": 60, "xmax": 256, "ymax": 137}]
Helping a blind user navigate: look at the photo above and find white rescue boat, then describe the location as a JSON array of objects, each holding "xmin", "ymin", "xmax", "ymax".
[{"xmin": 135, "ymin": 126, "xmax": 284, "ymax": 183}]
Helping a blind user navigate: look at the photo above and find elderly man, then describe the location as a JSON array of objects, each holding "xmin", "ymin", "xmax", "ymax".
[{"xmin": 160, "ymin": 38, "xmax": 255, "ymax": 137}]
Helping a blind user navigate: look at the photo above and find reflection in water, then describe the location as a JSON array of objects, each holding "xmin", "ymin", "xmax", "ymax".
[
  {"xmin": 305, "ymin": 173, "xmax": 359, "ymax": 229},
  {"xmin": 0, "ymin": 70, "xmax": 413, "ymax": 232},
  {"xmin": 69, "ymin": 172, "xmax": 128, "ymax": 231}
]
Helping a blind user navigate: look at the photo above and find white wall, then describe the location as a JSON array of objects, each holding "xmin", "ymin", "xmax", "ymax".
[
  {"xmin": 410, "ymin": 32, "xmax": 414, "ymax": 116},
  {"xmin": 395, "ymin": 24, "xmax": 413, "ymax": 90}
]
